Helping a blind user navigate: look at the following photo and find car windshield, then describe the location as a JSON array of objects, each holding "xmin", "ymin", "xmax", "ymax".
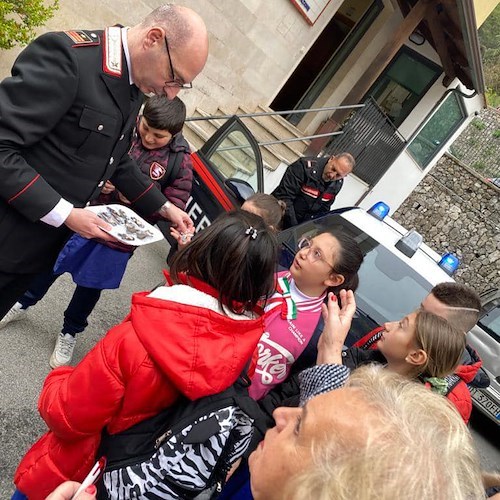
[
  {"xmin": 478, "ymin": 305, "xmax": 500, "ymax": 342},
  {"xmin": 278, "ymin": 213, "xmax": 433, "ymax": 326}
]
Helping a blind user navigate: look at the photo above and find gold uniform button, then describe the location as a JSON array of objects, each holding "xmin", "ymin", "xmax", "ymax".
[
  {"xmin": 109, "ymin": 157, "xmax": 114, "ymax": 165},
  {"xmin": 98, "ymin": 181, "xmax": 104, "ymax": 188},
  {"xmin": 119, "ymin": 134, "xmax": 125, "ymax": 140},
  {"xmin": 97, "ymin": 124, "xmax": 104, "ymax": 131}
]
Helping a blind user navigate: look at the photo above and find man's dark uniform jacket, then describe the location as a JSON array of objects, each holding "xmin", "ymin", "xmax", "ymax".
[
  {"xmin": 272, "ymin": 156, "xmax": 344, "ymax": 229},
  {"xmin": 0, "ymin": 28, "xmax": 166, "ymax": 274}
]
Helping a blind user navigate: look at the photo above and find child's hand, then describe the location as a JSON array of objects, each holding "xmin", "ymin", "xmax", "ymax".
[
  {"xmin": 170, "ymin": 227, "xmax": 193, "ymax": 249},
  {"xmin": 45, "ymin": 481, "xmax": 96, "ymax": 499},
  {"xmin": 316, "ymin": 290, "xmax": 356, "ymax": 365}
]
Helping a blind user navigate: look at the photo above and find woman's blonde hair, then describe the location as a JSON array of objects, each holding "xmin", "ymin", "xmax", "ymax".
[
  {"xmin": 285, "ymin": 365, "xmax": 484, "ymax": 500},
  {"xmin": 414, "ymin": 310, "xmax": 466, "ymax": 378}
]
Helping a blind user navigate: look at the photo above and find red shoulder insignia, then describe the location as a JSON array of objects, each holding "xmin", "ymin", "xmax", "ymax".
[
  {"xmin": 150, "ymin": 161, "xmax": 166, "ymax": 180},
  {"xmin": 64, "ymin": 30, "xmax": 100, "ymax": 47}
]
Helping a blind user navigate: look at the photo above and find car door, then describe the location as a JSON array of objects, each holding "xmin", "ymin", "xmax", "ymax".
[
  {"xmin": 467, "ymin": 288, "xmax": 500, "ymax": 424},
  {"xmin": 186, "ymin": 115, "xmax": 264, "ymax": 233}
]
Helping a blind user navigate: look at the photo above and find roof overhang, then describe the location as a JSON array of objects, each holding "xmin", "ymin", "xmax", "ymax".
[{"xmin": 398, "ymin": 0, "xmax": 486, "ymax": 94}]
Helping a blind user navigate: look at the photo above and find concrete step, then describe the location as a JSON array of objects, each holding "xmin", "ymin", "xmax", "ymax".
[
  {"xmin": 255, "ymin": 105, "xmax": 310, "ymax": 154},
  {"xmin": 234, "ymin": 106, "xmax": 301, "ymax": 167},
  {"xmin": 217, "ymin": 107, "xmax": 293, "ymax": 172}
]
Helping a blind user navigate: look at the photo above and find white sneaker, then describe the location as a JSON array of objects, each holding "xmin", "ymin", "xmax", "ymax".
[
  {"xmin": 0, "ymin": 302, "xmax": 26, "ymax": 330},
  {"xmin": 49, "ymin": 333, "xmax": 76, "ymax": 369}
]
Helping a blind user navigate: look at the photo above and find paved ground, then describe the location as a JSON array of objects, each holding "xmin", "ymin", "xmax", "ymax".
[
  {"xmin": 0, "ymin": 240, "xmax": 168, "ymax": 496},
  {"xmin": 0, "ymin": 239, "xmax": 498, "ymax": 496}
]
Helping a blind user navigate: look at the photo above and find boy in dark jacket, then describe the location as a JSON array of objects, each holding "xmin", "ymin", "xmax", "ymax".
[{"xmin": 0, "ymin": 96, "xmax": 193, "ymax": 369}]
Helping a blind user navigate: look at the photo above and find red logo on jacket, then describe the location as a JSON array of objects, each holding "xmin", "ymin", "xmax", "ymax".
[{"xmin": 150, "ymin": 162, "xmax": 166, "ymax": 180}]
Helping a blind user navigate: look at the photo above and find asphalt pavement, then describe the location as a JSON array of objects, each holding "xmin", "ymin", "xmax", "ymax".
[
  {"xmin": 0, "ymin": 239, "xmax": 168, "ymax": 496},
  {"xmin": 0, "ymin": 238, "xmax": 498, "ymax": 497}
]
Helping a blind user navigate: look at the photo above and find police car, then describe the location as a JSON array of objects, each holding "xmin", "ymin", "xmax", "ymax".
[
  {"xmin": 276, "ymin": 203, "xmax": 499, "ymax": 424},
  {"xmin": 467, "ymin": 288, "xmax": 500, "ymax": 426}
]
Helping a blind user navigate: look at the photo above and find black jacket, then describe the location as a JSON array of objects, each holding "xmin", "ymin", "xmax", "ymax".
[
  {"xmin": 0, "ymin": 29, "xmax": 165, "ymax": 273},
  {"xmin": 272, "ymin": 156, "xmax": 344, "ymax": 229}
]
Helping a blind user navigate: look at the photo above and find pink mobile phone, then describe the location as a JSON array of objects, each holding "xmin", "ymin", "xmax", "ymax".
[{"xmin": 71, "ymin": 456, "xmax": 106, "ymax": 499}]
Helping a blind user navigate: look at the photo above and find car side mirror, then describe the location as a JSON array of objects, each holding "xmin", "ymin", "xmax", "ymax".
[{"xmin": 224, "ymin": 178, "xmax": 255, "ymax": 202}]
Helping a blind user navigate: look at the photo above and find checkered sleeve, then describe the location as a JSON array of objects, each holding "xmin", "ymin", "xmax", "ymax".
[{"xmin": 298, "ymin": 364, "xmax": 351, "ymax": 406}]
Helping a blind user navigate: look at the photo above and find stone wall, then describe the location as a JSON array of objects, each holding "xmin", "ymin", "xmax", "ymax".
[
  {"xmin": 449, "ymin": 107, "xmax": 500, "ymax": 179},
  {"xmin": 394, "ymin": 154, "xmax": 500, "ymax": 293}
]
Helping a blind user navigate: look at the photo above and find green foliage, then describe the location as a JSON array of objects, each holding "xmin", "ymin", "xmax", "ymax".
[
  {"xmin": 472, "ymin": 161, "xmax": 487, "ymax": 171},
  {"xmin": 493, "ymin": 130, "xmax": 500, "ymax": 138},
  {"xmin": 479, "ymin": 5, "xmax": 500, "ymax": 93},
  {"xmin": 0, "ymin": 0, "xmax": 59, "ymax": 50},
  {"xmin": 486, "ymin": 88, "xmax": 500, "ymax": 107},
  {"xmin": 471, "ymin": 119, "xmax": 486, "ymax": 130}
]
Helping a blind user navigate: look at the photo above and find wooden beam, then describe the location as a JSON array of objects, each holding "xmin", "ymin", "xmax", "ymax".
[
  {"xmin": 339, "ymin": 0, "xmax": 430, "ymax": 107},
  {"xmin": 426, "ymin": 3, "xmax": 456, "ymax": 82},
  {"xmin": 306, "ymin": 0, "xmax": 431, "ymax": 155}
]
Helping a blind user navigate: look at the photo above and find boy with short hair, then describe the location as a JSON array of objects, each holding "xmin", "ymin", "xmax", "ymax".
[{"xmin": 0, "ymin": 96, "xmax": 193, "ymax": 369}]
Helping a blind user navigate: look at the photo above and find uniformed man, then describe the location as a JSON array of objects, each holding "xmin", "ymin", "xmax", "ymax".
[
  {"xmin": 0, "ymin": 4, "xmax": 209, "ymax": 318},
  {"xmin": 272, "ymin": 153, "xmax": 355, "ymax": 229}
]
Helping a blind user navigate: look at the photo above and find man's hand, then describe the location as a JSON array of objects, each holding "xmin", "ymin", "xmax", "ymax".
[
  {"xmin": 100, "ymin": 180, "xmax": 115, "ymax": 195},
  {"xmin": 64, "ymin": 208, "xmax": 115, "ymax": 241},
  {"xmin": 316, "ymin": 289, "xmax": 356, "ymax": 365},
  {"xmin": 159, "ymin": 202, "xmax": 194, "ymax": 234}
]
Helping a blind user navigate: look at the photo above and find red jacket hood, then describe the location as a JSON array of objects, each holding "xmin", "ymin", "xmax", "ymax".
[{"xmin": 129, "ymin": 285, "xmax": 265, "ymax": 400}]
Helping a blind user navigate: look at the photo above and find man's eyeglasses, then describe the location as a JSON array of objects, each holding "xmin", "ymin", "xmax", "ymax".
[
  {"xmin": 297, "ymin": 237, "xmax": 336, "ymax": 270},
  {"xmin": 164, "ymin": 36, "xmax": 193, "ymax": 89}
]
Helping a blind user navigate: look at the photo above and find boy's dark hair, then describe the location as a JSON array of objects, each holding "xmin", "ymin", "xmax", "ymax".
[
  {"xmin": 143, "ymin": 95, "xmax": 186, "ymax": 135},
  {"xmin": 430, "ymin": 282, "xmax": 481, "ymax": 331},
  {"xmin": 170, "ymin": 210, "xmax": 277, "ymax": 313},
  {"xmin": 325, "ymin": 229, "xmax": 363, "ymax": 295}
]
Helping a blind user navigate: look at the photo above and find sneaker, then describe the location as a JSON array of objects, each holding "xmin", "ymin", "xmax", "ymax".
[
  {"xmin": 0, "ymin": 302, "xmax": 26, "ymax": 330},
  {"xmin": 49, "ymin": 333, "xmax": 76, "ymax": 369}
]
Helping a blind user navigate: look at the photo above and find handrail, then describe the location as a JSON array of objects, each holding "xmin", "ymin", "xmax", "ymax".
[
  {"xmin": 214, "ymin": 129, "xmax": 345, "ymax": 154},
  {"xmin": 185, "ymin": 104, "xmax": 364, "ymax": 122}
]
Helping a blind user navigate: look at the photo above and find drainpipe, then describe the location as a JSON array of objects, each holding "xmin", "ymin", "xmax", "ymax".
[{"xmin": 456, "ymin": 0, "xmax": 486, "ymax": 106}]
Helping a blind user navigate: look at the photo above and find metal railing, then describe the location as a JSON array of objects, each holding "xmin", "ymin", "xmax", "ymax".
[{"xmin": 186, "ymin": 100, "xmax": 408, "ymax": 188}]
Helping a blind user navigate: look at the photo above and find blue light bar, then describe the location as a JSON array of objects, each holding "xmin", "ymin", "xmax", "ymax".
[
  {"xmin": 438, "ymin": 253, "xmax": 460, "ymax": 275},
  {"xmin": 367, "ymin": 201, "xmax": 390, "ymax": 221}
]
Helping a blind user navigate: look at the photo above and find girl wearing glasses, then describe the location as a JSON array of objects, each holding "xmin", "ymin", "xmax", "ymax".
[{"xmin": 249, "ymin": 229, "xmax": 363, "ymax": 400}]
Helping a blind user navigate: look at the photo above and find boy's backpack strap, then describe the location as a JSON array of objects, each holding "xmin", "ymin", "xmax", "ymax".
[{"xmin": 160, "ymin": 150, "xmax": 183, "ymax": 189}]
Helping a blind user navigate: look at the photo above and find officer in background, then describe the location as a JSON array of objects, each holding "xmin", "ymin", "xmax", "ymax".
[
  {"xmin": 272, "ymin": 153, "xmax": 355, "ymax": 229},
  {"xmin": 0, "ymin": 4, "xmax": 209, "ymax": 318}
]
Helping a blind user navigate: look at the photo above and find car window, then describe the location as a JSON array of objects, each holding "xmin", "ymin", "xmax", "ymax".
[
  {"xmin": 478, "ymin": 306, "xmax": 500, "ymax": 342},
  {"xmin": 356, "ymin": 247, "xmax": 432, "ymax": 324},
  {"xmin": 205, "ymin": 129, "xmax": 259, "ymax": 192}
]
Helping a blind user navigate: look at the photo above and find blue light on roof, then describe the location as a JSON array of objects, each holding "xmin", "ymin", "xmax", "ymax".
[
  {"xmin": 367, "ymin": 201, "xmax": 390, "ymax": 220},
  {"xmin": 438, "ymin": 253, "xmax": 460, "ymax": 275}
]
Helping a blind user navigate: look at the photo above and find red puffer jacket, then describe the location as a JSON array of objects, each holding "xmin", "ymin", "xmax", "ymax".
[{"xmin": 14, "ymin": 277, "xmax": 265, "ymax": 499}]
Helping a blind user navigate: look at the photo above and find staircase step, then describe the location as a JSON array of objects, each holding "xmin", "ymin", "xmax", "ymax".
[
  {"xmin": 256, "ymin": 105, "xmax": 310, "ymax": 150},
  {"xmin": 235, "ymin": 105, "xmax": 303, "ymax": 162},
  {"xmin": 216, "ymin": 107, "xmax": 295, "ymax": 171}
]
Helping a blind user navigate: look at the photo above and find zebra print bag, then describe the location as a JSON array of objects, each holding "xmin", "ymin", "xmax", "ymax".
[{"xmin": 97, "ymin": 373, "xmax": 261, "ymax": 500}]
